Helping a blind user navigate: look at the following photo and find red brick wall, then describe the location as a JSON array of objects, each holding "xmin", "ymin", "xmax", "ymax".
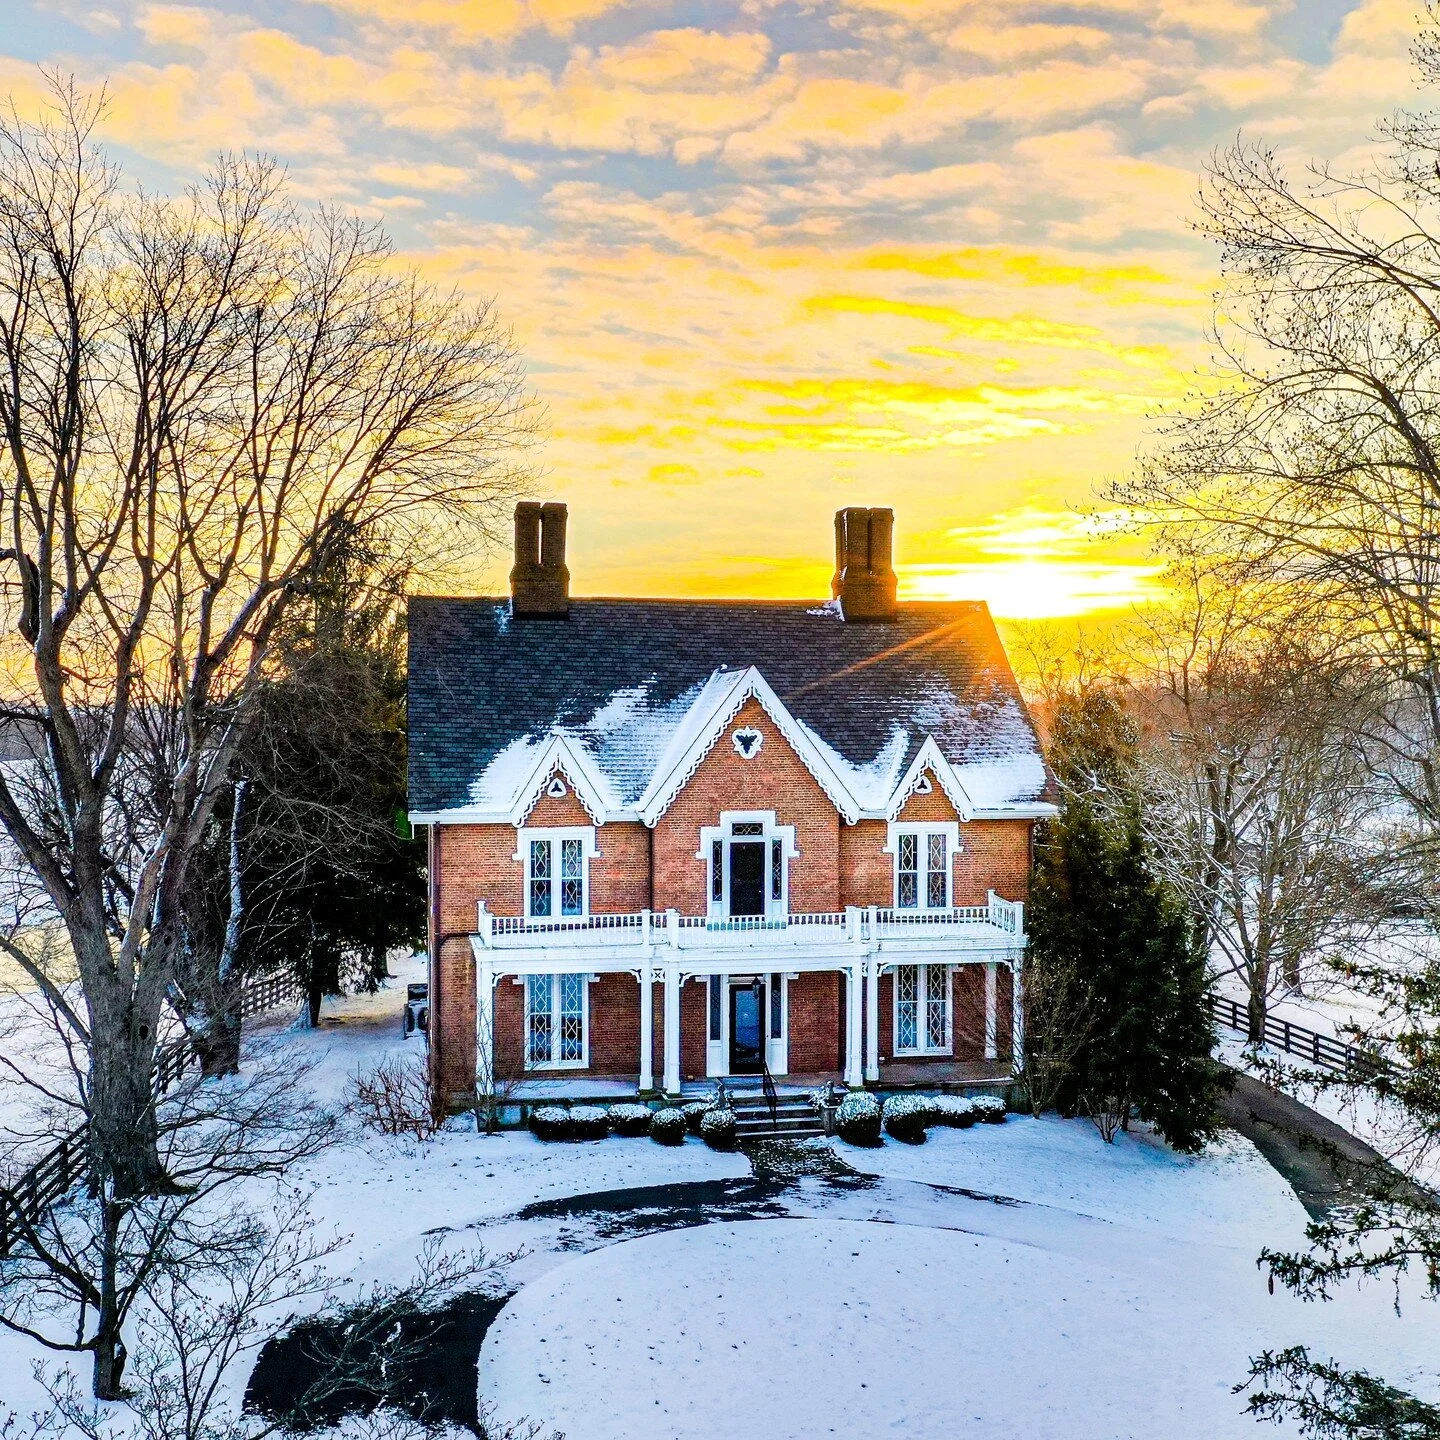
[
  {"xmin": 682, "ymin": 977, "xmax": 708, "ymax": 1080},
  {"xmin": 838, "ymin": 777, "xmax": 1033, "ymax": 909},
  {"xmin": 428, "ymin": 776, "xmax": 651, "ymax": 1103},
  {"xmin": 653, "ymin": 698, "xmax": 840, "ymax": 914},
  {"xmin": 787, "ymin": 972, "xmax": 844, "ymax": 1073}
]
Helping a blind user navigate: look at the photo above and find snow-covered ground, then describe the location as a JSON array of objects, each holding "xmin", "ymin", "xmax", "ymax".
[
  {"xmin": 481, "ymin": 1120, "xmax": 1440, "ymax": 1440},
  {"xmin": 5, "ymin": 959, "xmax": 1440, "ymax": 1440}
]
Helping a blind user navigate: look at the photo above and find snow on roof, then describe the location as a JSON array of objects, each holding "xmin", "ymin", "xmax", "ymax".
[{"xmin": 409, "ymin": 598, "xmax": 1055, "ymax": 820}]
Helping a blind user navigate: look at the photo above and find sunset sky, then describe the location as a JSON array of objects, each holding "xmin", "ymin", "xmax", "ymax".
[{"xmin": 2, "ymin": 0, "xmax": 1419, "ymax": 615}]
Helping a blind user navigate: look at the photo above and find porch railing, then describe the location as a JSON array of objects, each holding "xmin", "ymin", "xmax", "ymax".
[{"xmin": 477, "ymin": 894, "xmax": 1025, "ymax": 950}]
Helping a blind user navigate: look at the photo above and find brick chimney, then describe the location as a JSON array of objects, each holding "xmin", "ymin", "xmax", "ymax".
[
  {"xmin": 510, "ymin": 501, "xmax": 570, "ymax": 619},
  {"xmin": 831, "ymin": 506, "xmax": 898, "ymax": 621}
]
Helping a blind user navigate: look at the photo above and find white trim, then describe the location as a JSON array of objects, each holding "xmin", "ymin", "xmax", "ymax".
[
  {"xmin": 893, "ymin": 961, "xmax": 953, "ymax": 1057},
  {"xmin": 886, "ymin": 740, "xmax": 973, "ymax": 822},
  {"xmin": 516, "ymin": 826, "xmax": 598, "ymax": 920},
  {"xmin": 885, "ymin": 821, "xmax": 960, "ymax": 911},
  {"xmin": 696, "ymin": 810, "xmax": 797, "ymax": 923},
  {"xmin": 637, "ymin": 666, "xmax": 862, "ymax": 825},
  {"xmin": 508, "ymin": 738, "xmax": 614, "ymax": 827},
  {"xmin": 523, "ymin": 970, "xmax": 591, "ymax": 1070}
]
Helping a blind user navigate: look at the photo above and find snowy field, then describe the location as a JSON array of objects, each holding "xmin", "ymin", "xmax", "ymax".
[{"xmin": 4, "ymin": 961, "xmax": 1440, "ymax": 1440}]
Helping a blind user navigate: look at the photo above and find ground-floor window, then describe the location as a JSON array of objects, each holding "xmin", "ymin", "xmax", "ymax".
[
  {"xmin": 894, "ymin": 964, "xmax": 950, "ymax": 1055},
  {"xmin": 526, "ymin": 973, "xmax": 587, "ymax": 1067}
]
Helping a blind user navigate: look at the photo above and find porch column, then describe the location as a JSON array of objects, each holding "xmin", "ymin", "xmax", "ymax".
[
  {"xmin": 864, "ymin": 955, "xmax": 879, "ymax": 1083},
  {"xmin": 844, "ymin": 959, "xmax": 864, "ymax": 1088},
  {"xmin": 476, "ymin": 953, "xmax": 496, "ymax": 1091},
  {"xmin": 662, "ymin": 962, "xmax": 681, "ymax": 1095},
  {"xmin": 984, "ymin": 961, "xmax": 998, "ymax": 1061},
  {"xmin": 1010, "ymin": 956, "xmax": 1024, "ymax": 1074},
  {"xmin": 639, "ymin": 959, "xmax": 654, "ymax": 1092}
]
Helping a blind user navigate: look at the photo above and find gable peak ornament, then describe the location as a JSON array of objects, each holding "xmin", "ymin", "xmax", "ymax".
[
  {"xmin": 914, "ymin": 773, "xmax": 933, "ymax": 795},
  {"xmin": 545, "ymin": 775, "xmax": 568, "ymax": 798},
  {"xmin": 732, "ymin": 726, "xmax": 763, "ymax": 759}
]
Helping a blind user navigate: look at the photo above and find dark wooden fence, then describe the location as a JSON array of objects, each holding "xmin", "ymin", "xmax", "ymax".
[
  {"xmin": 1207, "ymin": 992, "xmax": 1368, "ymax": 1074},
  {"xmin": 0, "ymin": 971, "xmax": 303, "ymax": 1258}
]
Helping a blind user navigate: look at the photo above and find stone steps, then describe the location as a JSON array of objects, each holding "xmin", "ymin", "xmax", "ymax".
[{"xmin": 729, "ymin": 1094, "xmax": 825, "ymax": 1139}]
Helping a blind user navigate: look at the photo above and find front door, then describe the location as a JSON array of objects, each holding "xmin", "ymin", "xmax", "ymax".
[
  {"xmin": 730, "ymin": 981, "xmax": 762, "ymax": 1073},
  {"xmin": 729, "ymin": 841, "xmax": 765, "ymax": 918}
]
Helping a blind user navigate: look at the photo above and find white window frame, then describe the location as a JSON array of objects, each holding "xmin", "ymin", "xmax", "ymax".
[
  {"xmin": 893, "ymin": 962, "xmax": 953, "ymax": 1057},
  {"xmin": 523, "ymin": 972, "xmax": 590, "ymax": 1070},
  {"xmin": 515, "ymin": 826, "xmax": 598, "ymax": 921},
  {"xmin": 885, "ymin": 821, "xmax": 960, "ymax": 912},
  {"xmin": 695, "ymin": 810, "xmax": 797, "ymax": 922}
]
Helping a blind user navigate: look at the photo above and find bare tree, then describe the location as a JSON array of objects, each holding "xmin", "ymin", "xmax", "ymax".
[
  {"xmin": 0, "ymin": 76, "xmax": 529, "ymax": 1207},
  {"xmin": 0, "ymin": 1038, "xmax": 335, "ymax": 1397},
  {"xmin": 1125, "ymin": 566, "xmax": 1383, "ymax": 1040}
]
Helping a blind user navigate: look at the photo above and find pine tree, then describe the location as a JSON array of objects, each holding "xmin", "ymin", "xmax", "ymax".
[{"xmin": 1027, "ymin": 691, "xmax": 1226, "ymax": 1153}]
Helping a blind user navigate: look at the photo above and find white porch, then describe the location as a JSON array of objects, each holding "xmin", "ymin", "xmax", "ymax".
[{"xmin": 472, "ymin": 896, "xmax": 1026, "ymax": 1096}]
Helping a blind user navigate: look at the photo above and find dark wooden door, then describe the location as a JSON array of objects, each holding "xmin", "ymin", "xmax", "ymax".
[{"xmin": 729, "ymin": 841, "xmax": 765, "ymax": 917}]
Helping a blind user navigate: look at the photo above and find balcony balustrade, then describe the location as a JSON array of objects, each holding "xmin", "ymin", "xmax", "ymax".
[{"xmin": 475, "ymin": 892, "xmax": 1024, "ymax": 954}]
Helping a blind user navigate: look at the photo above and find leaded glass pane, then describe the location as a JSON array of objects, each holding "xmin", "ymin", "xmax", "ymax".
[
  {"xmin": 558, "ymin": 973, "xmax": 584, "ymax": 1062},
  {"xmin": 898, "ymin": 832, "xmax": 918, "ymax": 909},
  {"xmin": 709, "ymin": 975, "xmax": 722, "ymax": 1040},
  {"xmin": 925, "ymin": 965, "xmax": 948, "ymax": 1050},
  {"xmin": 711, "ymin": 841, "xmax": 723, "ymax": 901},
  {"xmin": 926, "ymin": 833, "xmax": 947, "ymax": 909},
  {"xmin": 896, "ymin": 966, "xmax": 918, "ymax": 1050},
  {"xmin": 560, "ymin": 837, "xmax": 584, "ymax": 915},
  {"xmin": 732, "ymin": 821, "xmax": 764, "ymax": 835},
  {"xmin": 771, "ymin": 839, "xmax": 783, "ymax": 901},
  {"xmin": 526, "ymin": 974, "xmax": 553, "ymax": 1064},
  {"xmin": 529, "ymin": 839, "xmax": 552, "ymax": 918},
  {"xmin": 770, "ymin": 974, "xmax": 782, "ymax": 1038}
]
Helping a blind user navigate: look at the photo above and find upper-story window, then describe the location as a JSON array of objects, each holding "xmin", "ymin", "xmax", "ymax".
[
  {"xmin": 698, "ymin": 812, "xmax": 796, "ymax": 921},
  {"xmin": 520, "ymin": 827, "xmax": 595, "ymax": 919},
  {"xmin": 890, "ymin": 824, "xmax": 958, "ymax": 911}
]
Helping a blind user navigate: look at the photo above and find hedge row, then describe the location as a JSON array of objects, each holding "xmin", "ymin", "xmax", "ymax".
[
  {"xmin": 827, "ymin": 1091, "xmax": 1008, "ymax": 1147},
  {"xmin": 527, "ymin": 1101, "xmax": 737, "ymax": 1149}
]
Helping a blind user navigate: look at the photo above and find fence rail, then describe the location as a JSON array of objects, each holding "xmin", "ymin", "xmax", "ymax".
[
  {"xmin": 0, "ymin": 970, "xmax": 303, "ymax": 1259},
  {"xmin": 1207, "ymin": 993, "xmax": 1369, "ymax": 1074}
]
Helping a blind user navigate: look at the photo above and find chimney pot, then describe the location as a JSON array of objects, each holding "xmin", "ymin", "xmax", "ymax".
[
  {"xmin": 510, "ymin": 500, "xmax": 570, "ymax": 619},
  {"xmin": 832, "ymin": 505, "xmax": 898, "ymax": 621}
]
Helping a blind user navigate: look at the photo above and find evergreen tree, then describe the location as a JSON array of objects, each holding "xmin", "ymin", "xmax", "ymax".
[{"xmin": 1027, "ymin": 690, "xmax": 1226, "ymax": 1153}]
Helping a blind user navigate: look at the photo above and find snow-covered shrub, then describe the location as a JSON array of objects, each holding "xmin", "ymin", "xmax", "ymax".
[
  {"xmin": 682, "ymin": 1100, "xmax": 712, "ymax": 1135},
  {"xmin": 883, "ymin": 1093, "xmax": 932, "ymax": 1145},
  {"xmin": 807, "ymin": 1087, "xmax": 829, "ymax": 1117},
  {"xmin": 608, "ymin": 1102, "xmax": 653, "ymax": 1137},
  {"xmin": 649, "ymin": 1108, "xmax": 687, "ymax": 1145},
  {"xmin": 835, "ymin": 1091, "xmax": 882, "ymax": 1146},
  {"xmin": 700, "ymin": 1108, "xmax": 737, "ymax": 1150},
  {"xmin": 528, "ymin": 1105, "xmax": 573, "ymax": 1142},
  {"xmin": 928, "ymin": 1096, "xmax": 976, "ymax": 1128},
  {"xmin": 971, "ymin": 1095, "xmax": 1008, "ymax": 1124},
  {"xmin": 569, "ymin": 1104, "xmax": 610, "ymax": 1140}
]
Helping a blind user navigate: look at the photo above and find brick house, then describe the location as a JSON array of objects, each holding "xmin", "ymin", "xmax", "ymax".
[{"xmin": 408, "ymin": 502, "xmax": 1055, "ymax": 1108}]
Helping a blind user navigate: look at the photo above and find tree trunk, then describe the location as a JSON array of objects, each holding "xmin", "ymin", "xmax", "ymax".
[
  {"xmin": 308, "ymin": 977, "xmax": 323, "ymax": 1028},
  {"xmin": 92, "ymin": 1197, "xmax": 129, "ymax": 1399},
  {"xmin": 193, "ymin": 971, "xmax": 243, "ymax": 1078},
  {"xmin": 1246, "ymin": 960, "xmax": 1269, "ymax": 1045},
  {"xmin": 88, "ymin": 1020, "xmax": 164, "ymax": 1200}
]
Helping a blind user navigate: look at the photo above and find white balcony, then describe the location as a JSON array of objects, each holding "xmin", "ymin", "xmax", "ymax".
[{"xmin": 475, "ymin": 892, "xmax": 1024, "ymax": 960}]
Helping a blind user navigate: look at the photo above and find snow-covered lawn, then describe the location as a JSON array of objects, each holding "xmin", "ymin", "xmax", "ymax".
[
  {"xmin": 480, "ymin": 1120, "xmax": 1440, "ymax": 1440},
  {"xmin": 6, "ymin": 962, "xmax": 1440, "ymax": 1440}
]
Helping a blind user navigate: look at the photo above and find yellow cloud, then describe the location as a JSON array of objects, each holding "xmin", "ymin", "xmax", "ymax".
[
  {"xmin": 853, "ymin": 246, "xmax": 1188, "ymax": 303},
  {"xmin": 304, "ymin": 0, "xmax": 629, "ymax": 40}
]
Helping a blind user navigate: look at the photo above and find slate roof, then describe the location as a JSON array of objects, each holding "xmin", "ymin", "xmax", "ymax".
[{"xmin": 407, "ymin": 597, "xmax": 1054, "ymax": 821}]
